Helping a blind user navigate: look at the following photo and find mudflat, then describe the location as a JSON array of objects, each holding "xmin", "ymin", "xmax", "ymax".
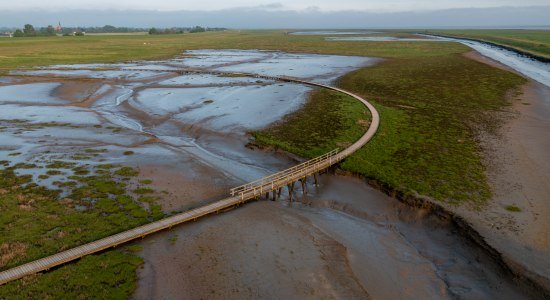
[
  {"xmin": 454, "ymin": 51, "xmax": 550, "ymax": 289},
  {"xmin": 134, "ymin": 173, "xmax": 533, "ymax": 299}
]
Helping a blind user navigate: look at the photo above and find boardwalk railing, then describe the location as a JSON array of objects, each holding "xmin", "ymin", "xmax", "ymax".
[
  {"xmin": 0, "ymin": 69, "xmax": 380, "ymax": 286},
  {"xmin": 230, "ymin": 149, "xmax": 340, "ymax": 200}
]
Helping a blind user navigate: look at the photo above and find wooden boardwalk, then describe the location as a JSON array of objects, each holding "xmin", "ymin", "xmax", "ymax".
[{"xmin": 0, "ymin": 71, "xmax": 380, "ymax": 286}]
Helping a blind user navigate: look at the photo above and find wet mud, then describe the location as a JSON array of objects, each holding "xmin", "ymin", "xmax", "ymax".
[{"xmin": 134, "ymin": 173, "xmax": 537, "ymax": 299}]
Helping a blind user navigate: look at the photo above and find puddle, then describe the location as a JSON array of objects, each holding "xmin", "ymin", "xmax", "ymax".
[
  {"xmin": 158, "ymin": 73, "xmax": 273, "ymax": 86},
  {"xmin": 0, "ymin": 77, "xmax": 12, "ymax": 84},
  {"xmin": 0, "ymin": 83, "xmax": 66, "ymax": 104},
  {"xmin": 131, "ymin": 83, "xmax": 311, "ymax": 132},
  {"xmin": 0, "ymin": 104, "xmax": 101, "ymax": 125},
  {"xmin": 171, "ymin": 50, "xmax": 271, "ymax": 68},
  {"xmin": 214, "ymin": 52, "xmax": 376, "ymax": 83},
  {"xmin": 13, "ymin": 69, "xmax": 173, "ymax": 81},
  {"xmin": 168, "ymin": 50, "xmax": 376, "ymax": 84},
  {"xmin": 45, "ymin": 63, "xmax": 140, "ymax": 69},
  {"xmin": 290, "ymin": 31, "xmax": 381, "ymax": 35},
  {"xmin": 326, "ymin": 36, "xmax": 440, "ymax": 42}
]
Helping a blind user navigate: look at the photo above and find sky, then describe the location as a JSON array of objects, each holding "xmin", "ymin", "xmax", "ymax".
[
  {"xmin": 0, "ymin": 1, "xmax": 549, "ymax": 28},
  {"xmin": 3, "ymin": 0, "xmax": 550, "ymax": 12}
]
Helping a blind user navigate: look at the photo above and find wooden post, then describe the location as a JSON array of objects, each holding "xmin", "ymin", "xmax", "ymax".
[
  {"xmin": 288, "ymin": 183, "xmax": 294, "ymax": 203},
  {"xmin": 265, "ymin": 192, "xmax": 269, "ymax": 200},
  {"xmin": 313, "ymin": 173, "xmax": 319, "ymax": 186},
  {"xmin": 272, "ymin": 190, "xmax": 277, "ymax": 201},
  {"xmin": 300, "ymin": 178, "xmax": 306, "ymax": 194}
]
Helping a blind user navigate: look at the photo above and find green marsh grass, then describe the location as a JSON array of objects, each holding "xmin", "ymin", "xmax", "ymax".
[{"xmin": 255, "ymin": 53, "xmax": 526, "ymax": 204}]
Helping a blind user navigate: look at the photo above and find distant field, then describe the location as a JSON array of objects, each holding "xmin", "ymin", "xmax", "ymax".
[
  {"xmin": 425, "ymin": 29, "xmax": 550, "ymax": 59},
  {"xmin": 84, "ymin": 32, "xmax": 148, "ymax": 36},
  {"xmin": 0, "ymin": 30, "xmax": 466, "ymax": 70}
]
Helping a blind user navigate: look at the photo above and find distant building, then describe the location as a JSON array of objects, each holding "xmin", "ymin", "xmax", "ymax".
[{"xmin": 55, "ymin": 22, "xmax": 62, "ymax": 32}]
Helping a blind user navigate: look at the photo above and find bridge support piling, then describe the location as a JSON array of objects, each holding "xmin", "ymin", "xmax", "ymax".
[
  {"xmin": 288, "ymin": 183, "xmax": 295, "ymax": 203},
  {"xmin": 300, "ymin": 178, "xmax": 306, "ymax": 194},
  {"xmin": 313, "ymin": 173, "xmax": 319, "ymax": 186},
  {"xmin": 272, "ymin": 190, "xmax": 277, "ymax": 201}
]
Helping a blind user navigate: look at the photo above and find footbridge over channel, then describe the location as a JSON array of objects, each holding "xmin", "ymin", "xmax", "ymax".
[{"xmin": 0, "ymin": 71, "xmax": 380, "ymax": 285}]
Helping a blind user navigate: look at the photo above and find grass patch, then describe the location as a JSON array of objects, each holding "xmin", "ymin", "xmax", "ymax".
[
  {"xmin": 123, "ymin": 151, "xmax": 135, "ymax": 156},
  {"xmin": 114, "ymin": 166, "xmax": 139, "ymax": 177},
  {"xmin": 90, "ymin": 179, "xmax": 126, "ymax": 195},
  {"xmin": 95, "ymin": 163, "xmax": 118, "ymax": 170},
  {"xmin": 253, "ymin": 88, "xmax": 369, "ymax": 157},
  {"xmin": 0, "ymin": 168, "xmax": 163, "ymax": 271},
  {"xmin": 134, "ymin": 187, "xmax": 154, "ymax": 195},
  {"xmin": 84, "ymin": 148, "xmax": 108, "ymax": 154},
  {"xmin": 45, "ymin": 170, "xmax": 63, "ymax": 176},
  {"xmin": 0, "ymin": 161, "xmax": 165, "ymax": 296},
  {"xmin": 9, "ymin": 163, "xmax": 37, "ymax": 169},
  {"xmin": 72, "ymin": 166, "xmax": 90, "ymax": 175},
  {"xmin": 46, "ymin": 160, "xmax": 76, "ymax": 169},
  {"xmin": 0, "ymin": 251, "xmax": 142, "ymax": 299},
  {"xmin": 126, "ymin": 244, "xmax": 143, "ymax": 253},
  {"xmin": 505, "ymin": 204, "xmax": 522, "ymax": 212}
]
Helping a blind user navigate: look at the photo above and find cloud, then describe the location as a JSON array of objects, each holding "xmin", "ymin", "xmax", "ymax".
[
  {"xmin": 224, "ymin": 2, "xmax": 286, "ymax": 12},
  {"xmin": 4, "ymin": 0, "xmax": 550, "ymax": 13},
  {"xmin": 0, "ymin": 5, "xmax": 549, "ymax": 28},
  {"xmin": 258, "ymin": 3, "xmax": 285, "ymax": 10}
]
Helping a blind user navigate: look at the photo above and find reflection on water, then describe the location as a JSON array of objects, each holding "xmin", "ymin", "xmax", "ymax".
[
  {"xmin": 290, "ymin": 30, "xmax": 381, "ymax": 35},
  {"xmin": 326, "ymin": 36, "xmax": 439, "ymax": 42},
  {"xmin": 1, "ymin": 50, "xmax": 373, "ymax": 184},
  {"xmin": 428, "ymin": 35, "xmax": 550, "ymax": 88}
]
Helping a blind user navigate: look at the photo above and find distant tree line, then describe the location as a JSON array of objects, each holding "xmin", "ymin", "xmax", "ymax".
[
  {"xmin": 148, "ymin": 26, "xmax": 226, "ymax": 35},
  {"xmin": 12, "ymin": 24, "xmax": 57, "ymax": 37},
  {"xmin": 61, "ymin": 25, "xmax": 148, "ymax": 34},
  {"xmin": 11, "ymin": 24, "xmax": 87, "ymax": 37},
  {"xmin": 8, "ymin": 24, "xmax": 226, "ymax": 37}
]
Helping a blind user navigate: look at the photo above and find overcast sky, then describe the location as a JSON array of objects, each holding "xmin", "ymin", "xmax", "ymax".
[
  {"xmin": 3, "ymin": 0, "xmax": 550, "ymax": 12},
  {"xmin": 1, "ymin": 1, "xmax": 549, "ymax": 28}
]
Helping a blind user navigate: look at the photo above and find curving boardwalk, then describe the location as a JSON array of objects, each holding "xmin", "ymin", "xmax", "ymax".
[{"xmin": 0, "ymin": 71, "xmax": 380, "ymax": 286}]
